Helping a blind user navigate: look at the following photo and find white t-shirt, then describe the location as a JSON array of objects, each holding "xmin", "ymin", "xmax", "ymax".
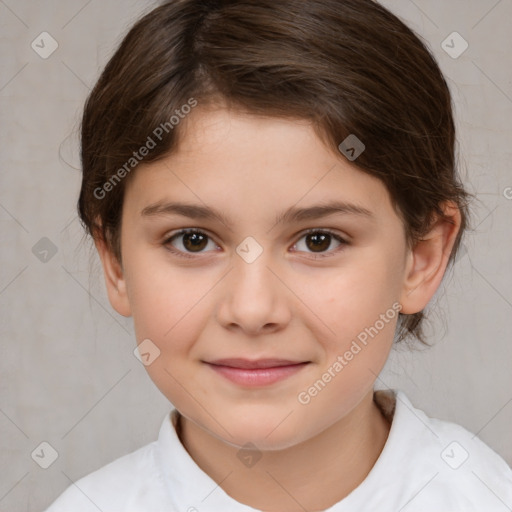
[{"xmin": 44, "ymin": 390, "xmax": 512, "ymax": 511}]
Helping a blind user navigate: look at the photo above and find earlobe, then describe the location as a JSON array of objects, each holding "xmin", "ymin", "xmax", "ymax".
[
  {"xmin": 94, "ymin": 237, "xmax": 132, "ymax": 317},
  {"xmin": 399, "ymin": 202, "xmax": 461, "ymax": 314}
]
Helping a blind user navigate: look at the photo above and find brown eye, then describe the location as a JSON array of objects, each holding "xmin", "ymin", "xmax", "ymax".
[
  {"xmin": 292, "ymin": 229, "xmax": 347, "ymax": 258},
  {"xmin": 164, "ymin": 229, "xmax": 217, "ymax": 256},
  {"xmin": 181, "ymin": 231, "xmax": 208, "ymax": 252},
  {"xmin": 163, "ymin": 228, "xmax": 347, "ymax": 260},
  {"xmin": 305, "ymin": 232, "xmax": 331, "ymax": 252}
]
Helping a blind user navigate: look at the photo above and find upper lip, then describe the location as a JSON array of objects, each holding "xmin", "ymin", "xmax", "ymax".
[{"xmin": 206, "ymin": 358, "xmax": 309, "ymax": 369}]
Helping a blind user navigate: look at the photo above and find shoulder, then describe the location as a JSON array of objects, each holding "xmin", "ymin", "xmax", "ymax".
[
  {"xmin": 44, "ymin": 437, "xmax": 169, "ymax": 511},
  {"xmin": 377, "ymin": 390, "xmax": 512, "ymax": 510}
]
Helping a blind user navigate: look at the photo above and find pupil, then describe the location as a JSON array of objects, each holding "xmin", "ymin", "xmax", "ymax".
[
  {"xmin": 184, "ymin": 232, "xmax": 207, "ymax": 251},
  {"xmin": 307, "ymin": 233, "xmax": 330, "ymax": 252}
]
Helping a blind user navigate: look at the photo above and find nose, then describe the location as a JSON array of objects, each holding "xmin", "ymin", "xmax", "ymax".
[{"xmin": 215, "ymin": 249, "xmax": 292, "ymax": 336}]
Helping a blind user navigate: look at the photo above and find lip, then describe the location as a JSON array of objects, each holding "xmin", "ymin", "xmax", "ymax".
[
  {"xmin": 208, "ymin": 358, "xmax": 307, "ymax": 369},
  {"xmin": 204, "ymin": 358, "xmax": 310, "ymax": 387}
]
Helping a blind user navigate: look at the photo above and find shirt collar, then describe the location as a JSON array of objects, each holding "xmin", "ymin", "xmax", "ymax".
[
  {"xmin": 156, "ymin": 408, "xmax": 261, "ymax": 511},
  {"xmin": 154, "ymin": 389, "xmax": 417, "ymax": 511}
]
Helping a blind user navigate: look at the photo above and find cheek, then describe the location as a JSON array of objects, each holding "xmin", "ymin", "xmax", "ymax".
[
  {"xmin": 124, "ymin": 253, "xmax": 208, "ymax": 350},
  {"xmin": 124, "ymin": 259, "xmax": 212, "ymax": 406},
  {"xmin": 295, "ymin": 266, "xmax": 400, "ymax": 424},
  {"xmin": 296, "ymin": 260, "xmax": 401, "ymax": 413},
  {"xmin": 309, "ymin": 257, "xmax": 402, "ymax": 339}
]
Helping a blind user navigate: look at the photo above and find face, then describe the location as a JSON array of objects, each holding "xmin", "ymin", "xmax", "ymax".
[{"xmin": 100, "ymin": 107, "xmax": 436, "ymax": 450}]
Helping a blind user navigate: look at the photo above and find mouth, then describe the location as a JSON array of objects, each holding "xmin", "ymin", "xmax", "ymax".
[
  {"xmin": 207, "ymin": 358, "xmax": 308, "ymax": 369},
  {"xmin": 203, "ymin": 358, "xmax": 311, "ymax": 387}
]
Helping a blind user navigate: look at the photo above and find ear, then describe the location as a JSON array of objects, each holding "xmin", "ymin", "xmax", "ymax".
[
  {"xmin": 399, "ymin": 201, "xmax": 461, "ymax": 314},
  {"xmin": 94, "ymin": 235, "xmax": 132, "ymax": 317}
]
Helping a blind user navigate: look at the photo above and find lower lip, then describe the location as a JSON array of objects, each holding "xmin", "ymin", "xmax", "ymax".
[{"xmin": 206, "ymin": 363, "xmax": 309, "ymax": 387}]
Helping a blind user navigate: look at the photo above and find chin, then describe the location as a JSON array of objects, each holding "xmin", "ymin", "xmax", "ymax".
[
  {"xmin": 223, "ymin": 428, "xmax": 304, "ymax": 452},
  {"xmin": 208, "ymin": 409, "xmax": 311, "ymax": 451}
]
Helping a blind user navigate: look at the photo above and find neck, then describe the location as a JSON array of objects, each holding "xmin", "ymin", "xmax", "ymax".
[{"xmin": 178, "ymin": 389, "xmax": 391, "ymax": 512}]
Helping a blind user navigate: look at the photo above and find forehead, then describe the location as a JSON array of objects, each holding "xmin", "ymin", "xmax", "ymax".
[{"xmin": 123, "ymin": 107, "xmax": 397, "ymax": 226}]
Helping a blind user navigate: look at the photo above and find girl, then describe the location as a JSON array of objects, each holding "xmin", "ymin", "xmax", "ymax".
[{"xmin": 45, "ymin": 0, "xmax": 512, "ymax": 510}]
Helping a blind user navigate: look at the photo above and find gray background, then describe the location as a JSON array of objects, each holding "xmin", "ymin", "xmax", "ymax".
[{"xmin": 0, "ymin": 1, "xmax": 511, "ymax": 510}]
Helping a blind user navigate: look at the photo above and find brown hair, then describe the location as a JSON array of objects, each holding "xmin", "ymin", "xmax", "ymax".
[{"xmin": 78, "ymin": 0, "xmax": 472, "ymax": 344}]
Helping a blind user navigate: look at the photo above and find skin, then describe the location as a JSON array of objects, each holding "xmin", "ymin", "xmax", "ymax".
[{"xmin": 95, "ymin": 106, "xmax": 461, "ymax": 511}]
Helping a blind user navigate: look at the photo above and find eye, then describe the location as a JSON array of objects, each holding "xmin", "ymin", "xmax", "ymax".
[
  {"xmin": 163, "ymin": 229, "xmax": 219, "ymax": 258},
  {"xmin": 163, "ymin": 228, "xmax": 349, "ymax": 260},
  {"xmin": 291, "ymin": 229, "xmax": 348, "ymax": 258}
]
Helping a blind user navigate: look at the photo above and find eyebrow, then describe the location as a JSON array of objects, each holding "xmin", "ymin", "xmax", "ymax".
[{"xmin": 140, "ymin": 200, "xmax": 375, "ymax": 227}]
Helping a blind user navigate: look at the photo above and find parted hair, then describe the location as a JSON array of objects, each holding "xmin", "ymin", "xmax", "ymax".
[{"xmin": 78, "ymin": 0, "xmax": 472, "ymax": 344}]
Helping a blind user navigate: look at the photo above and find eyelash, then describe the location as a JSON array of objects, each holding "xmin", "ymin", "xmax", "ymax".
[{"xmin": 162, "ymin": 228, "xmax": 349, "ymax": 260}]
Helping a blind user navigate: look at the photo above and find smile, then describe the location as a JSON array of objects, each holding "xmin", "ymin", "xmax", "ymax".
[{"xmin": 204, "ymin": 359, "xmax": 310, "ymax": 387}]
